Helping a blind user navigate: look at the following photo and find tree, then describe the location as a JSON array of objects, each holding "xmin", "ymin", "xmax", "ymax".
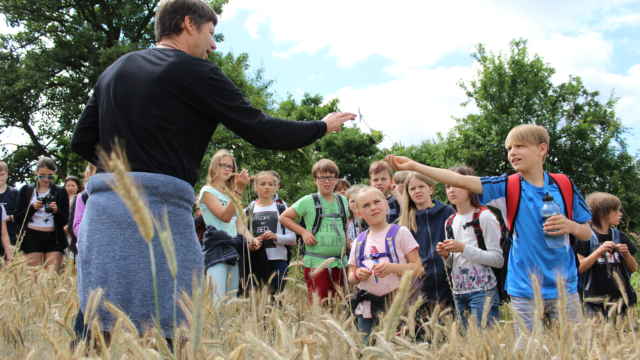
[
  {"xmin": 0, "ymin": 0, "xmax": 228, "ymax": 184},
  {"xmin": 445, "ymin": 39, "xmax": 640, "ymax": 230}
]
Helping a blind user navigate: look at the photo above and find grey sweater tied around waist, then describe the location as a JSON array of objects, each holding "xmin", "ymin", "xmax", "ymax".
[{"xmin": 77, "ymin": 172, "xmax": 204, "ymax": 337}]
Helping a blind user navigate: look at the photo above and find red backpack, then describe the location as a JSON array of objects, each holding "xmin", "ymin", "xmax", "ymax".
[{"xmin": 505, "ymin": 173, "xmax": 574, "ymax": 235}]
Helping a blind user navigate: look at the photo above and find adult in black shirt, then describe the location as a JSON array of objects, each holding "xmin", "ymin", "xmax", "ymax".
[{"xmin": 70, "ymin": 0, "xmax": 354, "ymax": 340}]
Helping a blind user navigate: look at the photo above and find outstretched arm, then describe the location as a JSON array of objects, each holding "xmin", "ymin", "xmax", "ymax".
[{"xmin": 385, "ymin": 155, "xmax": 483, "ymax": 194}]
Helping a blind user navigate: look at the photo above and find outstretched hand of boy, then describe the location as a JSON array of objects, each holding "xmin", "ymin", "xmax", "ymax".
[{"xmin": 385, "ymin": 155, "xmax": 414, "ymax": 171}]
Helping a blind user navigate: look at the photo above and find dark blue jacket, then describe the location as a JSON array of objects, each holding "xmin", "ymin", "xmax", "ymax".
[
  {"xmin": 202, "ymin": 226, "xmax": 244, "ymax": 269},
  {"xmin": 412, "ymin": 200, "xmax": 455, "ymax": 303}
]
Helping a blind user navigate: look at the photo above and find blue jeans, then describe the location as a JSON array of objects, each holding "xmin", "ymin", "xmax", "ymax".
[
  {"xmin": 207, "ymin": 262, "xmax": 239, "ymax": 302},
  {"xmin": 269, "ymin": 260, "xmax": 289, "ymax": 294},
  {"xmin": 356, "ymin": 315, "xmax": 377, "ymax": 344},
  {"xmin": 453, "ymin": 288, "xmax": 500, "ymax": 328}
]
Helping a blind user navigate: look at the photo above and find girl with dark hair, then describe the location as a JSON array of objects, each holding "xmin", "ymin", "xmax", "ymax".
[
  {"xmin": 436, "ymin": 166, "xmax": 503, "ymax": 328},
  {"xmin": 15, "ymin": 156, "xmax": 69, "ymax": 270}
]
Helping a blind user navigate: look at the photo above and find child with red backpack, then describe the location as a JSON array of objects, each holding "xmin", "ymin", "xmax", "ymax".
[
  {"xmin": 348, "ymin": 186, "xmax": 422, "ymax": 342},
  {"xmin": 436, "ymin": 166, "xmax": 504, "ymax": 328},
  {"xmin": 387, "ymin": 124, "xmax": 592, "ymax": 342}
]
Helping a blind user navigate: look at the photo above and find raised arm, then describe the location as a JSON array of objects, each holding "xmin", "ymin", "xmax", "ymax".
[
  {"xmin": 195, "ymin": 61, "xmax": 355, "ymax": 150},
  {"xmin": 385, "ymin": 155, "xmax": 483, "ymax": 194}
]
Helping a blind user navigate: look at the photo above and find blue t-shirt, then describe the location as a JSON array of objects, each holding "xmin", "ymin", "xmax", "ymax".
[{"xmin": 480, "ymin": 173, "xmax": 591, "ymax": 299}]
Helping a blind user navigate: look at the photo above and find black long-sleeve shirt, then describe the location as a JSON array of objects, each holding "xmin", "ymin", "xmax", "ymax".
[{"xmin": 71, "ymin": 48, "xmax": 327, "ymax": 186}]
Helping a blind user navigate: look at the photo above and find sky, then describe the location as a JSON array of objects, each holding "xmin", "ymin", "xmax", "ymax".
[
  {"xmin": 214, "ymin": 0, "xmax": 640, "ymax": 153},
  {"xmin": 1, "ymin": 1, "xmax": 639, "ymax": 155}
]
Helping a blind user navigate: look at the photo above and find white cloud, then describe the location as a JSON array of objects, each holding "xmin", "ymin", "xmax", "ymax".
[
  {"xmin": 331, "ymin": 66, "xmax": 477, "ymax": 148},
  {"xmin": 222, "ymin": 1, "xmax": 640, "ymax": 151}
]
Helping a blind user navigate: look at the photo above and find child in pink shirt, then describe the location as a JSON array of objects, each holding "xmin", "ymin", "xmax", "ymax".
[{"xmin": 348, "ymin": 186, "xmax": 422, "ymax": 342}]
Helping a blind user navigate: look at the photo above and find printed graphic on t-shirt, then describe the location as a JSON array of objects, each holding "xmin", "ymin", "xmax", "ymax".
[{"xmin": 252, "ymin": 210, "xmax": 278, "ymax": 248}]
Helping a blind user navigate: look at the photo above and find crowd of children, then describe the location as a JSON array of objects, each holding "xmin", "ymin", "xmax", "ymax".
[{"xmin": 1, "ymin": 124, "xmax": 639, "ymax": 344}]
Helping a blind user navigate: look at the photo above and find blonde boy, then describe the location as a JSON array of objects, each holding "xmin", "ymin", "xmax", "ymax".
[
  {"xmin": 387, "ymin": 124, "xmax": 592, "ymax": 336},
  {"xmin": 369, "ymin": 160, "xmax": 400, "ymax": 223},
  {"xmin": 280, "ymin": 159, "xmax": 350, "ymax": 301}
]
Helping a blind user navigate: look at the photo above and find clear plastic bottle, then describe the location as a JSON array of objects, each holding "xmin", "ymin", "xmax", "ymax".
[{"xmin": 541, "ymin": 193, "xmax": 566, "ymax": 248}]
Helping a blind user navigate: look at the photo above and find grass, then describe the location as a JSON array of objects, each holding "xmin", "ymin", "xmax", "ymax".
[{"xmin": 1, "ymin": 258, "xmax": 640, "ymax": 359}]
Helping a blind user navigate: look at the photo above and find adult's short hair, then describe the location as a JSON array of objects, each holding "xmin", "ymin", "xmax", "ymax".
[{"xmin": 155, "ymin": 0, "xmax": 218, "ymax": 41}]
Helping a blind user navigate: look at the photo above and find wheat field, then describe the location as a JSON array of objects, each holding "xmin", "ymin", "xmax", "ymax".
[
  {"xmin": 4, "ymin": 155, "xmax": 636, "ymax": 359},
  {"xmin": 0, "ymin": 256, "xmax": 639, "ymax": 360}
]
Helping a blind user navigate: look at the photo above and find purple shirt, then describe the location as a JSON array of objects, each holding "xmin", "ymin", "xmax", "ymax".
[{"xmin": 73, "ymin": 191, "xmax": 87, "ymax": 237}]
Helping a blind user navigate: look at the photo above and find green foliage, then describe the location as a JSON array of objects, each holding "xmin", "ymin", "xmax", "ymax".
[{"xmin": 0, "ymin": 0, "xmax": 230, "ymax": 184}]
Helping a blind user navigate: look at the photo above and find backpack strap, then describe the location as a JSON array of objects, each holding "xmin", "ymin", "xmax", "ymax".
[
  {"xmin": 505, "ymin": 174, "xmax": 522, "ymax": 236},
  {"xmin": 468, "ymin": 207, "xmax": 487, "ymax": 250},
  {"xmin": 336, "ymin": 194, "xmax": 348, "ymax": 235},
  {"xmin": 384, "ymin": 224, "xmax": 402, "ymax": 264},
  {"xmin": 548, "ymin": 173, "xmax": 574, "ymax": 220},
  {"xmin": 355, "ymin": 230, "xmax": 369, "ymax": 268},
  {"xmin": 445, "ymin": 213, "xmax": 456, "ymax": 240},
  {"xmin": 311, "ymin": 193, "xmax": 324, "ymax": 235},
  {"xmin": 276, "ymin": 201, "xmax": 287, "ymax": 235},
  {"xmin": 611, "ymin": 228, "xmax": 620, "ymax": 244}
]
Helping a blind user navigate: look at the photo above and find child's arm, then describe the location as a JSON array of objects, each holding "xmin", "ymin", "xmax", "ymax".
[
  {"xmin": 279, "ymin": 207, "xmax": 317, "ymax": 246},
  {"xmin": 275, "ymin": 226, "xmax": 297, "ymax": 246},
  {"xmin": 371, "ymin": 248, "xmax": 423, "ymax": 278},
  {"xmin": 577, "ymin": 241, "xmax": 614, "ymax": 273},
  {"xmin": 386, "ymin": 155, "xmax": 482, "ymax": 194},
  {"xmin": 201, "ymin": 191, "xmax": 236, "ymax": 223},
  {"xmin": 236, "ymin": 216, "xmax": 260, "ymax": 250},
  {"xmin": 1, "ymin": 220, "xmax": 11, "ymax": 261},
  {"xmin": 543, "ymin": 216, "xmax": 592, "ymax": 241},
  {"xmin": 348, "ymin": 264, "xmax": 373, "ymax": 285},
  {"xmin": 616, "ymin": 243, "xmax": 638, "ymax": 273},
  {"xmin": 444, "ymin": 212, "xmax": 504, "ymax": 268}
]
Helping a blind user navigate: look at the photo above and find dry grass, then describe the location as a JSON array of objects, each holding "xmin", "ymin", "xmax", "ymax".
[{"xmin": 1, "ymin": 258, "xmax": 640, "ymax": 359}]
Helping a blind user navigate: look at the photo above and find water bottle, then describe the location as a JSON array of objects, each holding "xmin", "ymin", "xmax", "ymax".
[{"xmin": 541, "ymin": 193, "xmax": 566, "ymax": 248}]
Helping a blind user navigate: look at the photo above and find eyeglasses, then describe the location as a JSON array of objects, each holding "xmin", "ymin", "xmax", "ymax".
[
  {"xmin": 37, "ymin": 175, "xmax": 55, "ymax": 180},
  {"xmin": 218, "ymin": 164, "xmax": 234, "ymax": 170},
  {"xmin": 316, "ymin": 176, "xmax": 337, "ymax": 182}
]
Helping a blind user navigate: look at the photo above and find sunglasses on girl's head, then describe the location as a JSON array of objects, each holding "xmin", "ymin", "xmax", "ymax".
[{"xmin": 37, "ymin": 174, "xmax": 55, "ymax": 180}]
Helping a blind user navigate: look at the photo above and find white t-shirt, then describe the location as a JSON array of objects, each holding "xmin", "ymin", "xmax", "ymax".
[
  {"xmin": 447, "ymin": 209, "xmax": 504, "ymax": 294},
  {"xmin": 348, "ymin": 225, "xmax": 419, "ymax": 318},
  {"xmin": 250, "ymin": 202, "xmax": 296, "ymax": 261},
  {"xmin": 29, "ymin": 189, "xmax": 55, "ymax": 229}
]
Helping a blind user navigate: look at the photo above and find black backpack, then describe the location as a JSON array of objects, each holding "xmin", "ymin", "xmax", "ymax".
[
  {"xmin": 297, "ymin": 193, "xmax": 348, "ymax": 256},
  {"xmin": 445, "ymin": 206, "xmax": 511, "ymax": 304}
]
